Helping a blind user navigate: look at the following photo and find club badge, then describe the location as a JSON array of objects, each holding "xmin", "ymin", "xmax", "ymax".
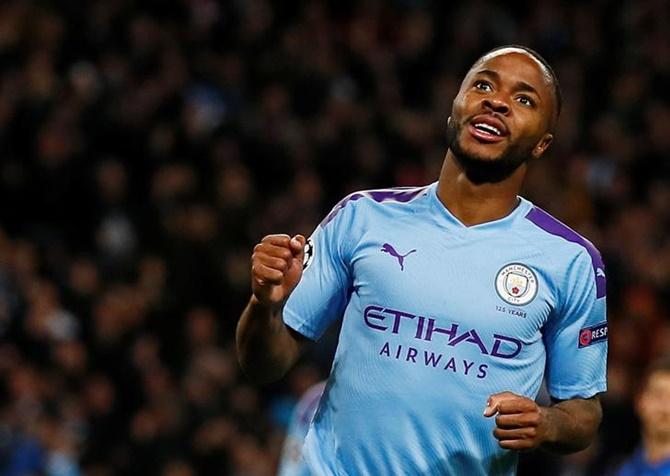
[{"xmin": 495, "ymin": 263, "xmax": 538, "ymax": 306}]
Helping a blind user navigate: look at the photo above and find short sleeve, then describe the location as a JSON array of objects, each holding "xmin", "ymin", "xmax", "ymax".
[
  {"xmin": 543, "ymin": 250, "xmax": 608, "ymax": 400},
  {"xmin": 282, "ymin": 198, "xmax": 357, "ymax": 341}
]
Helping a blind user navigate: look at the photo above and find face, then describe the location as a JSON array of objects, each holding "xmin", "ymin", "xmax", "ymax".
[
  {"xmin": 447, "ymin": 49, "xmax": 556, "ymax": 183},
  {"xmin": 637, "ymin": 371, "xmax": 670, "ymax": 439}
]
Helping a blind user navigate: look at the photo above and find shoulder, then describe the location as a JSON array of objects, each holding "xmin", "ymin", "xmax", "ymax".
[
  {"xmin": 520, "ymin": 204, "xmax": 606, "ymax": 298},
  {"xmin": 319, "ymin": 184, "xmax": 432, "ymax": 228},
  {"xmin": 522, "ymin": 205, "xmax": 602, "ymax": 261}
]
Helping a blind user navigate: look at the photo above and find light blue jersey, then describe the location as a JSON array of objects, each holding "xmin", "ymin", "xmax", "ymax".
[
  {"xmin": 278, "ymin": 382, "xmax": 326, "ymax": 476},
  {"xmin": 283, "ymin": 182, "xmax": 608, "ymax": 476}
]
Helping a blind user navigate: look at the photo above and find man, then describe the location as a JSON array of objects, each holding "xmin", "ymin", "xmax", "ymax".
[
  {"xmin": 237, "ymin": 45, "xmax": 607, "ymax": 475},
  {"xmin": 616, "ymin": 357, "xmax": 670, "ymax": 475},
  {"xmin": 277, "ymin": 381, "xmax": 326, "ymax": 476}
]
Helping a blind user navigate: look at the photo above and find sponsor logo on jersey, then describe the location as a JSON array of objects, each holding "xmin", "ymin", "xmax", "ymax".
[
  {"xmin": 578, "ymin": 322, "xmax": 608, "ymax": 348},
  {"xmin": 380, "ymin": 243, "xmax": 416, "ymax": 271},
  {"xmin": 363, "ymin": 305, "xmax": 523, "ymax": 359},
  {"xmin": 495, "ymin": 263, "xmax": 538, "ymax": 306},
  {"xmin": 303, "ymin": 238, "xmax": 314, "ymax": 270}
]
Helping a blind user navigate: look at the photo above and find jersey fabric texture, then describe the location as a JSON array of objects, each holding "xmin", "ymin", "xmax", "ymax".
[{"xmin": 283, "ymin": 182, "xmax": 608, "ymax": 476}]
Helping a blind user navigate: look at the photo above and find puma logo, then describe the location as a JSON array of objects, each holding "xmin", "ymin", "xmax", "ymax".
[{"xmin": 381, "ymin": 243, "xmax": 416, "ymax": 271}]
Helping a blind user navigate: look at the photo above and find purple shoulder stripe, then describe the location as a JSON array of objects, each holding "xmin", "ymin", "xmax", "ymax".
[
  {"xmin": 319, "ymin": 186, "xmax": 428, "ymax": 228},
  {"xmin": 525, "ymin": 207, "xmax": 606, "ymax": 299}
]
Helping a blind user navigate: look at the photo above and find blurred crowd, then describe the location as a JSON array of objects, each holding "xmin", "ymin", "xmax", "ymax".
[{"xmin": 0, "ymin": 0, "xmax": 668, "ymax": 474}]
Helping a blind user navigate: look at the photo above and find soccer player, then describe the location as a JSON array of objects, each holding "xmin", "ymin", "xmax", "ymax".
[
  {"xmin": 236, "ymin": 45, "xmax": 607, "ymax": 475},
  {"xmin": 277, "ymin": 381, "xmax": 326, "ymax": 476},
  {"xmin": 616, "ymin": 357, "xmax": 670, "ymax": 475}
]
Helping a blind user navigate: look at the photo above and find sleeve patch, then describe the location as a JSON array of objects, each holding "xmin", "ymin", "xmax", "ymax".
[
  {"xmin": 578, "ymin": 322, "xmax": 608, "ymax": 348},
  {"xmin": 303, "ymin": 238, "xmax": 314, "ymax": 270}
]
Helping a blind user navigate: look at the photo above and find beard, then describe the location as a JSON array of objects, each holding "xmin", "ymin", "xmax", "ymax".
[{"xmin": 446, "ymin": 118, "xmax": 534, "ymax": 184}]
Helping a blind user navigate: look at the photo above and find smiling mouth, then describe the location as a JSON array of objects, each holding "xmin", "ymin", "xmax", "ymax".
[
  {"xmin": 473, "ymin": 122, "xmax": 502, "ymax": 135},
  {"xmin": 467, "ymin": 122, "xmax": 506, "ymax": 143}
]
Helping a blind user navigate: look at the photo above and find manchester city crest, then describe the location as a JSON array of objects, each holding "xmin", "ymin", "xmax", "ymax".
[{"xmin": 495, "ymin": 263, "xmax": 538, "ymax": 306}]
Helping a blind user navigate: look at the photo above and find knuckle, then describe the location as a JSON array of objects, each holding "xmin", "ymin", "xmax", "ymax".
[{"xmin": 264, "ymin": 233, "xmax": 289, "ymax": 243}]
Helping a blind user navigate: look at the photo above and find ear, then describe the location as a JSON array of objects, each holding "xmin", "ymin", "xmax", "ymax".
[
  {"xmin": 531, "ymin": 133, "xmax": 553, "ymax": 159},
  {"xmin": 447, "ymin": 116, "xmax": 452, "ymax": 126}
]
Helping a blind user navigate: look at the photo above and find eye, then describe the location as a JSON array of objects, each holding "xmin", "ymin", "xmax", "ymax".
[
  {"xmin": 474, "ymin": 80, "xmax": 492, "ymax": 92},
  {"xmin": 516, "ymin": 95, "xmax": 535, "ymax": 107}
]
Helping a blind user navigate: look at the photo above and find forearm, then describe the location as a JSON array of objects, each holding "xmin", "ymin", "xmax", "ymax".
[
  {"xmin": 236, "ymin": 296, "xmax": 303, "ymax": 384},
  {"xmin": 540, "ymin": 397, "xmax": 602, "ymax": 454}
]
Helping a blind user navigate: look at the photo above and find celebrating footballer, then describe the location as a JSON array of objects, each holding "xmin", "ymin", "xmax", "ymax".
[{"xmin": 237, "ymin": 46, "xmax": 607, "ymax": 475}]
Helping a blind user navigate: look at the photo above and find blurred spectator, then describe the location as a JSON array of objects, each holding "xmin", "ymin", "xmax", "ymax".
[{"xmin": 614, "ymin": 357, "xmax": 670, "ymax": 476}]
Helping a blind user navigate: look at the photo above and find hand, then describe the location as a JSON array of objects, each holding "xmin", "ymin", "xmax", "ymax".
[
  {"xmin": 251, "ymin": 234, "xmax": 306, "ymax": 309},
  {"xmin": 483, "ymin": 391, "xmax": 550, "ymax": 451}
]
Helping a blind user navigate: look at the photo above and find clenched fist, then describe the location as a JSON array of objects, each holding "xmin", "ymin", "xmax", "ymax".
[
  {"xmin": 251, "ymin": 234, "xmax": 306, "ymax": 308},
  {"xmin": 484, "ymin": 391, "xmax": 550, "ymax": 450}
]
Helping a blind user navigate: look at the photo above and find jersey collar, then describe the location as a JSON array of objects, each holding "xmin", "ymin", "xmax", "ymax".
[{"xmin": 427, "ymin": 181, "xmax": 533, "ymax": 232}]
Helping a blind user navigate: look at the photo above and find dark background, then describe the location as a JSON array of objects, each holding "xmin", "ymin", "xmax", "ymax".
[{"xmin": 0, "ymin": 0, "xmax": 667, "ymax": 474}]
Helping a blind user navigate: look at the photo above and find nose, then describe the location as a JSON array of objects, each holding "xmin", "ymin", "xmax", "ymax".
[{"xmin": 482, "ymin": 97, "xmax": 510, "ymax": 115}]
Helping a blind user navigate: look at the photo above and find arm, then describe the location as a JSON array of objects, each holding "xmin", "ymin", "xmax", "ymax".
[
  {"xmin": 539, "ymin": 396, "xmax": 602, "ymax": 453},
  {"xmin": 236, "ymin": 234, "xmax": 308, "ymax": 384},
  {"xmin": 484, "ymin": 392, "xmax": 602, "ymax": 453}
]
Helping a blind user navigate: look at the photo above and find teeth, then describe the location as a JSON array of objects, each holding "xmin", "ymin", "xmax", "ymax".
[{"xmin": 474, "ymin": 123, "xmax": 501, "ymax": 136}]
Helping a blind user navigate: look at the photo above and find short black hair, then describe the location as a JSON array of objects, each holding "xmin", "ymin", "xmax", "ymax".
[
  {"xmin": 639, "ymin": 355, "xmax": 670, "ymax": 393},
  {"xmin": 474, "ymin": 45, "xmax": 562, "ymax": 127}
]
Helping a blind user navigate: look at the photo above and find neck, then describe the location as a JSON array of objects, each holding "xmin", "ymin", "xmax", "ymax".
[
  {"xmin": 436, "ymin": 150, "xmax": 526, "ymax": 227},
  {"xmin": 643, "ymin": 431, "xmax": 670, "ymax": 464}
]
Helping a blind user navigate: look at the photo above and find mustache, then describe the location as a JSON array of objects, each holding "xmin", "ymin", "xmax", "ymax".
[
  {"xmin": 446, "ymin": 118, "xmax": 529, "ymax": 184},
  {"xmin": 463, "ymin": 113, "xmax": 510, "ymax": 137}
]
